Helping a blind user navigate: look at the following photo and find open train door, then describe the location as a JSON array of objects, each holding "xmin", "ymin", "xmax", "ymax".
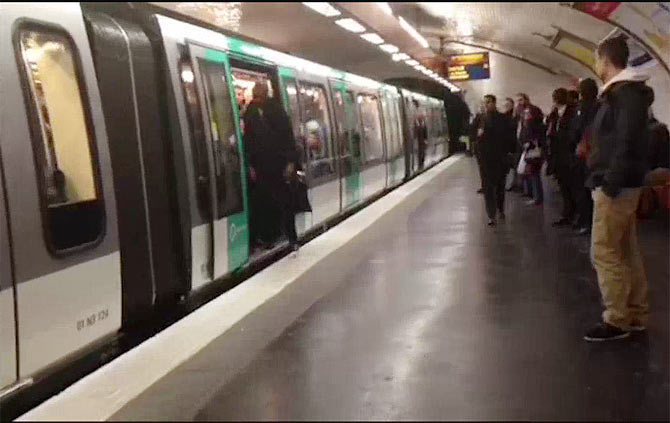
[{"xmin": 187, "ymin": 43, "xmax": 249, "ymax": 283}]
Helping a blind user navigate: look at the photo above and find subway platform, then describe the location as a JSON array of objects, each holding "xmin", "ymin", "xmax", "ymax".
[{"xmin": 20, "ymin": 155, "xmax": 669, "ymax": 421}]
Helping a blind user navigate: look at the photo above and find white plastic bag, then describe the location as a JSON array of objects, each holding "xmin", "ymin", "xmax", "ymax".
[{"xmin": 517, "ymin": 151, "xmax": 527, "ymax": 175}]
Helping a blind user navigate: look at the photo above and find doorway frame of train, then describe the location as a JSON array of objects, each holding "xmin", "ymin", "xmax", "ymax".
[
  {"xmin": 277, "ymin": 69, "xmax": 317, "ymax": 237},
  {"xmin": 186, "ymin": 42, "xmax": 250, "ymax": 286},
  {"xmin": 329, "ymin": 79, "xmax": 362, "ymax": 210}
]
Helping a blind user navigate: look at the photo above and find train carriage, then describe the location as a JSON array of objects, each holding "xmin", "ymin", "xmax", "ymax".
[{"xmin": 0, "ymin": 2, "xmax": 450, "ymax": 408}]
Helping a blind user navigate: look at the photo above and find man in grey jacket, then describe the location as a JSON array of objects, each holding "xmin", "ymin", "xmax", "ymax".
[{"xmin": 584, "ymin": 36, "xmax": 653, "ymax": 342}]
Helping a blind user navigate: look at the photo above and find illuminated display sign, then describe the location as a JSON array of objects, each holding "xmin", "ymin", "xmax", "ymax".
[{"xmin": 447, "ymin": 52, "xmax": 490, "ymax": 81}]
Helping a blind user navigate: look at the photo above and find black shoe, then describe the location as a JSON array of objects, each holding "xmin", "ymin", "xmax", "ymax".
[
  {"xmin": 552, "ymin": 218, "xmax": 571, "ymax": 227},
  {"xmin": 487, "ymin": 219, "xmax": 496, "ymax": 226},
  {"xmin": 584, "ymin": 322, "xmax": 630, "ymax": 342},
  {"xmin": 477, "ymin": 188, "xmax": 484, "ymax": 194},
  {"xmin": 506, "ymin": 186, "xmax": 515, "ymax": 192}
]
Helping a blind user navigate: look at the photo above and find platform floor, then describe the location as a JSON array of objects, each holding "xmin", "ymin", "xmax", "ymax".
[{"xmin": 113, "ymin": 157, "xmax": 669, "ymax": 421}]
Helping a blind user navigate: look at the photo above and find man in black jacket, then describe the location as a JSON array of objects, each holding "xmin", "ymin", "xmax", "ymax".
[
  {"xmin": 478, "ymin": 95, "xmax": 516, "ymax": 226},
  {"xmin": 547, "ymin": 88, "xmax": 578, "ymax": 227},
  {"xmin": 244, "ymin": 83, "xmax": 300, "ymax": 251},
  {"xmin": 570, "ymin": 78, "xmax": 599, "ymax": 235},
  {"xmin": 584, "ymin": 36, "xmax": 653, "ymax": 342}
]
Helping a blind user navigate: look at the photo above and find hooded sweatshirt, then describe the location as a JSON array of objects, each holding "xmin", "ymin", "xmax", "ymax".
[{"xmin": 586, "ymin": 68, "xmax": 654, "ymax": 195}]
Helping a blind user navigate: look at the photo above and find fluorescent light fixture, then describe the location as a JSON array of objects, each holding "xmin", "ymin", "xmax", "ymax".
[
  {"xmin": 405, "ymin": 59, "xmax": 419, "ymax": 66},
  {"xmin": 379, "ymin": 43, "xmax": 399, "ymax": 53},
  {"xmin": 376, "ymin": 2, "xmax": 393, "ymax": 15},
  {"xmin": 391, "ymin": 53, "xmax": 410, "ymax": 61},
  {"xmin": 398, "ymin": 16, "xmax": 429, "ymax": 48},
  {"xmin": 360, "ymin": 32, "xmax": 385, "ymax": 44},
  {"xmin": 335, "ymin": 18, "xmax": 366, "ymax": 33},
  {"xmin": 302, "ymin": 2, "xmax": 341, "ymax": 17},
  {"xmin": 413, "ymin": 64, "xmax": 423, "ymax": 70}
]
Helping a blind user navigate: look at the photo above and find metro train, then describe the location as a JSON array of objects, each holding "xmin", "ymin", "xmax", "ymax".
[{"xmin": 0, "ymin": 2, "xmax": 450, "ymax": 409}]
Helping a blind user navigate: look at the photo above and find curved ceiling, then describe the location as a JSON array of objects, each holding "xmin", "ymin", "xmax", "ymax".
[
  {"xmin": 150, "ymin": 2, "xmax": 669, "ymax": 86},
  {"xmin": 395, "ymin": 2, "xmax": 668, "ymax": 79}
]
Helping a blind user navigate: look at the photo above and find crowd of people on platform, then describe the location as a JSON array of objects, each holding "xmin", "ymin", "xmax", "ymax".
[{"xmin": 469, "ymin": 36, "xmax": 669, "ymax": 342}]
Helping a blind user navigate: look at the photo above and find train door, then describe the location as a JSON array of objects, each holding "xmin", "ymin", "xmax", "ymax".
[
  {"xmin": 0, "ymin": 4, "xmax": 121, "ymax": 379},
  {"xmin": 279, "ymin": 71, "xmax": 313, "ymax": 235},
  {"xmin": 330, "ymin": 82, "xmax": 362, "ymax": 209},
  {"xmin": 187, "ymin": 44, "xmax": 248, "ymax": 284},
  {"xmin": 0, "ymin": 152, "xmax": 17, "ymax": 392}
]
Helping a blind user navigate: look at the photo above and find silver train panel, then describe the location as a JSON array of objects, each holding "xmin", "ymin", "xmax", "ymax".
[
  {"xmin": 0, "ymin": 3, "xmax": 121, "ymax": 378},
  {"xmin": 0, "ymin": 167, "xmax": 16, "ymax": 388}
]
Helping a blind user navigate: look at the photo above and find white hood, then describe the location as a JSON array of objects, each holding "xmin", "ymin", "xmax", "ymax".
[{"xmin": 601, "ymin": 67, "xmax": 650, "ymax": 94}]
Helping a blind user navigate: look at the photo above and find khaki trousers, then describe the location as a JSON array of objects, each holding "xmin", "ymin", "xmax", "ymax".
[{"xmin": 591, "ymin": 187, "xmax": 649, "ymax": 329}]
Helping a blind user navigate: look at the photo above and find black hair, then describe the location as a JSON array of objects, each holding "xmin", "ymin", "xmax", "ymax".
[
  {"xmin": 484, "ymin": 94, "xmax": 496, "ymax": 103},
  {"xmin": 516, "ymin": 93, "xmax": 529, "ymax": 102},
  {"xmin": 578, "ymin": 78, "xmax": 598, "ymax": 101},
  {"xmin": 505, "ymin": 97, "xmax": 514, "ymax": 105},
  {"xmin": 597, "ymin": 35, "xmax": 629, "ymax": 69},
  {"xmin": 552, "ymin": 88, "xmax": 568, "ymax": 105}
]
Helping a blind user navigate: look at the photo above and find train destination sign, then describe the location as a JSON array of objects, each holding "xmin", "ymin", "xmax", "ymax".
[{"xmin": 447, "ymin": 52, "xmax": 490, "ymax": 81}]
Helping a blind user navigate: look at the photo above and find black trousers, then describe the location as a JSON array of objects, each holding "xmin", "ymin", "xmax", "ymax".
[
  {"xmin": 483, "ymin": 171, "xmax": 506, "ymax": 219},
  {"xmin": 281, "ymin": 201, "xmax": 297, "ymax": 245},
  {"xmin": 573, "ymin": 162, "xmax": 593, "ymax": 228},
  {"xmin": 557, "ymin": 170, "xmax": 577, "ymax": 221}
]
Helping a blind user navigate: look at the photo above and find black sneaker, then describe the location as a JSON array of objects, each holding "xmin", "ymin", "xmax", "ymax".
[
  {"xmin": 477, "ymin": 188, "xmax": 484, "ymax": 194},
  {"xmin": 487, "ymin": 219, "xmax": 496, "ymax": 226},
  {"xmin": 584, "ymin": 322, "xmax": 630, "ymax": 342}
]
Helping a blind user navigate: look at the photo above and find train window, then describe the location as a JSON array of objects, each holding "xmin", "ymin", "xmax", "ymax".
[
  {"xmin": 17, "ymin": 27, "xmax": 104, "ymax": 253},
  {"xmin": 198, "ymin": 59, "xmax": 244, "ymax": 218},
  {"xmin": 357, "ymin": 94, "xmax": 384, "ymax": 163},
  {"xmin": 284, "ymin": 81, "xmax": 302, "ymax": 142},
  {"xmin": 179, "ymin": 58, "xmax": 211, "ymax": 220},
  {"xmin": 331, "ymin": 89, "xmax": 349, "ymax": 157},
  {"xmin": 298, "ymin": 83, "xmax": 334, "ymax": 179},
  {"xmin": 389, "ymin": 98, "xmax": 403, "ymax": 158}
]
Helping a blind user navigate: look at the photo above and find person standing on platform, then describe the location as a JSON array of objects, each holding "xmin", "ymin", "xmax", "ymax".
[
  {"xmin": 584, "ymin": 35, "xmax": 653, "ymax": 342},
  {"xmin": 478, "ymin": 95, "xmax": 516, "ymax": 226},
  {"xmin": 471, "ymin": 101, "xmax": 486, "ymax": 194},
  {"xmin": 547, "ymin": 88, "xmax": 578, "ymax": 227},
  {"xmin": 571, "ymin": 78, "xmax": 599, "ymax": 235},
  {"xmin": 512, "ymin": 93, "xmax": 544, "ymax": 194}
]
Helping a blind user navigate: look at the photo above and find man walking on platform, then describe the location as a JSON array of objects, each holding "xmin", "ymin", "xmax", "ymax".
[
  {"xmin": 584, "ymin": 36, "xmax": 653, "ymax": 342},
  {"xmin": 478, "ymin": 95, "xmax": 516, "ymax": 226}
]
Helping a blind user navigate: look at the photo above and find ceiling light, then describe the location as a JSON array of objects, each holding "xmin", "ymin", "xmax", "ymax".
[
  {"xmin": 391, "ymin": 53, "xmax": 410, "ymax": 61},
  {"xmin": 398, "ymin": 16, "xmax": 429, "ymax": 48},
  {"xmin": 376, "ymin": 2, "xmax": 393, "ymax": 16},
  {"xmin": 405, "ymin": 59, "xmax": 419, "ymax": 66},
  {"xmin": 302, "ymin": 2, "xmax": 341, "ymax": 17},
  {"xmin": 379, "ymin": 43, "xmax": 399, "ymax": 53},
  {"xmin": 335, "ymin": 18, "xmax": 366, "ymax": 33},
  {"xmin": 413, "ymin": 65, "xmax": 423, "ymax": 70},
  {"xmin": 360, "ymin": 33, "xmax": 385, "ymax": 44}
]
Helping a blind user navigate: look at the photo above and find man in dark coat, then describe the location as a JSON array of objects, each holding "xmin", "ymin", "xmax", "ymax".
[
  {"xmin": 243, "ymin": 83, "xmax": 299, "ymax": 250},
  {"xmin": 570, "ymin": 78, "xmax": 600, "ymax": 235},
  {"xmin": 547, "ymin": 88, "xmax": 578, "ymax": 227},
  {"xmin": 470, "ymin": 101, "xmax": 486, "ymax": 194},
  {"xmin": 478, "ymin": 95, "xmax": 516, "ymax": 226},
  {"xmin": 584, "ymin": 35, "xmax": 653, "ymax": 342}
]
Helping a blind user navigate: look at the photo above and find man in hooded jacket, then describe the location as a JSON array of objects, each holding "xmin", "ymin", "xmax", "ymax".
[{"xmin": 583, "ymin": 36, "xmax": 653, "ymax": 342}]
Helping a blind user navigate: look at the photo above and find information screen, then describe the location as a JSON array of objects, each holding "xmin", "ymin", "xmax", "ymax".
[{"xmin": 447, "ymin": 52, "xmax": 490, "ymax": 81}]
